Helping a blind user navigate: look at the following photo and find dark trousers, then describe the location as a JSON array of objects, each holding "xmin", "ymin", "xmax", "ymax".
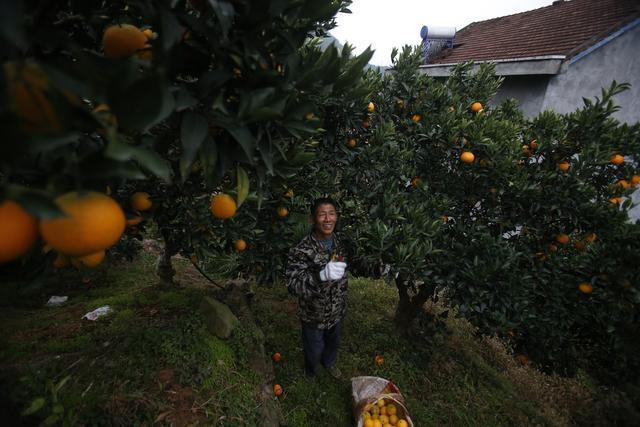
[{"xmin": 301, "ymin": 321, "xmax": 341, "ymax": 375}]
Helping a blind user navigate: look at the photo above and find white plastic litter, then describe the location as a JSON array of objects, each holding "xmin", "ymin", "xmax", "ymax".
[
  {"xmin": 46, "ymin": 296, "xmax": 68, "ymax": 306},
  {"xmin": 82, "ymin": 306, "xmax": 112, "ymax": 321}
]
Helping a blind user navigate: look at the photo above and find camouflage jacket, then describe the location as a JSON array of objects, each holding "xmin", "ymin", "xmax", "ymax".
[{"xmin": 285, "ymin": 233, "xmax": 348, "ymax": 329}]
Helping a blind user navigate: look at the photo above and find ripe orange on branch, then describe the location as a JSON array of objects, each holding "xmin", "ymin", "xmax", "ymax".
[
  {"xmin": 470, "ymin": 102, "xmax": 483, "ymax": 113},
  {"xmin": 4, "ymin": 61, "xmax": 68, "ymax": 136},
  {"xmin": 411, "ymin": 114, "xmax": 421, "ymax": 123},
  {"xmin": 39, "ymin": 192, "xmax": 125, "ymax": 257},
  {"xmin": 102, "ymin": 24, "xmax": 148, "ymax": 59},
  {"xmin": 272, "ymin": 352, "xmax": 282, "ymax": 362},
  {"xmin": 579, "ymin": 283, "xmax": 593, "ymax": 294},
  {"xmin": 234, "ymin": 239, "xmax": 247, "ymax": 252},
  {"xmin": 460, "ymin": 151, "xmax": 475, "ymax": 164},
  {"xmin": 77, "ymin": 250, "xmax": 106, "ymax": 268},
  {"xmin": 557, "ymin": 162, "xmax": 570, "ymax": 172},
  {"xmin": 556, "ymin": 234, "xmax": 570, "ymax": 245},
  {"xmin": 0, "ymin": 200, "xmax": 39, "ymax": 263},
  {"xmin": 210, "ymin": 194, "xmax": 237, "ymax": 219},
  {"xmin": 610, "ymin": 154, "xmax": 624, "ymax": 165},
  {"xmin": 346, "ymin": 138, "xmax": 357, "ymax": 149},
  {"xmin": 130, "ymin": 192, "xmax": 152, "ymax": 211},
  {"xmin": 277, "ymin": 207, "xmax": 289, "ymax": 217},
  {"xmin": 273, "ymin": 384, "xmax": 283, "ymax": 396},
  {"xmin": 367, "ymin": 102, "xmax": 375, "ymax": 113}
]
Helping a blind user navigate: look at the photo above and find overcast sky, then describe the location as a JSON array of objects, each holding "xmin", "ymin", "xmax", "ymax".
[{"xmin": 332, "ymin": 0, "xmax": 557, "ymax": 66}]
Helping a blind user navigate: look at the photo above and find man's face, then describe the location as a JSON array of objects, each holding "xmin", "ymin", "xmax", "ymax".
[{"xmin": 313, "ymin": 203, "xmax": 337, "ymax": 239}]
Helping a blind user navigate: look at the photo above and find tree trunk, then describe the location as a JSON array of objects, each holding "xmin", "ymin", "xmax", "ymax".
[
  {"xmin": 156, "ymin": 228, "xmax": 177, "ymax": 287},
  {"xmin": 393, "ymin": 276, "xmax": 435, "ymax": 333}
]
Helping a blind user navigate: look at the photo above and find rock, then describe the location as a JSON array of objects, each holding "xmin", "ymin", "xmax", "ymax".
[{"xmin": 199, "ymin": 297, "xmax": 239, "ymax": 339}]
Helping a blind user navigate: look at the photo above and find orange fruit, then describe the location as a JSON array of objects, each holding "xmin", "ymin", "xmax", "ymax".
[
  {"xmin": 574, "ymin": 242, "xmax": 585, "ymax": 251},
  {"xmin": 283, "ymin": 189, "xmax": 294, "ymax": 199},
  {"xmin": 557, "ymin": 162, "xmax": 570, "ymax": 172},
  {"xmin": 578, "ymin": 283, "xmax": 593, "ymax": 294},
  {"xmin": 386, "ymin": 404, "xmax": 397, "ymax": 416},
  {"xmin": 367, "ymin": 102, "xmax": 375, "ymax": 113},
  {"xmin": 126, "ymin": 216, "xmax": 143, "ymax": 226},
  {"xmin": 615, "ymin": 179, "xmax": 630, "ymax": 190},
  {"xmin": 40, "ymin": 191, "xmax": 126, "ymax": 257},
  {"xmin": 379, "ymin": 414, "xmax": 389, "ymax": 424},
  {"xmin": 610, "ymin": 154, "xmax": 624, "ymax": 165},
  {"xmin": 130, "ymin": 192, "xmax": 152, "ymax": 211},
  {"xmin": 347, "ymin": 138, "xmax": 357, "ymax": 148},
  {"xmin": 549, "ymin": 244, "xmax": 558, "ymax": 252},
  {"xmin": 631, "ymin": 175, "xmax": 640, "ymax": 186},
  {"xmin": 364, "ymin": 418, "xmax": 374, "ymax": 427},
  {"xmin": 372, "ymin": 420, "xmax": 383, "ymax": 427},
  {"xmin": 272, "ymin": 352, "xmax": 282, "ymax": 362},
  {"xmin": 556, "ymin": 234, "xmax": 570, "ymax": 245},
  {"xmin": 375, "ymin": 355, "xmax": 384, "ymax": 366},
  {"xmin": 470, "ymin": 102, "xmax": 483, "ymax": 113},
  {"xmin": 377, "ymin": 399, "xmax": 386, "ymax": 408},
  {"xmin": 277, "ymin": 207, "xmax": 289, "ymax": 217},
  {"xmin": 0, "ymin": 201, "xmax": 39, "ymax": 263},
  {"xmin": 585, "ymin": 233, "xmax": 597, "ymax": 243},
  {"xmin": 397, "ymin": 420, "xmax": 409, "ymax": 427},
  {"xmin": 78, "ymin": 250, "xmax": 105, "ymax": 268},
  {"xmin": 389, "ymin": 414, "xmax": 398, "ymax": 425},
  {"xmin": 52, "ymin": 253, "xmax": 70, "ymax": 268},
  {"xmin": 529, "ymin": 139, "xmax": 538, "ymax": 150},
  {"xmin": 273, "ymin": 384, "xmax": 283, "ymax": 396},
  {"xmin": 411, "ymin": 177, "xmax": 421, "ymax": 188},
  {"xmin": 234, "ymin": 239, "xmax": 247, "ymax": 252},
  {"xmin": 4, "ymin": 61, "xmax": 66, "ymax": 136},
  {"xmin": 411, "ymin": 114, "xmax": 421, "ymax": 123},
  {"xmin": 102, "ymin": 24, "xmax": 148, "ymax": 59},
  {"xmin": 609, "ymin": 197, "xmax": 622, "ymax": 205},
  {"xmin": 460, "ymin": 151, "xmax": 475, "ymax": 164},
  {"xmin": 210, "ymin": 194, "xmax": 237, "ymax": 219}
]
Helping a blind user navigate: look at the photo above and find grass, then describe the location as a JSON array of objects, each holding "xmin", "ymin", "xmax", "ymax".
[{"xmin": 0, "ymin": 253, "xmax": 629, "ymax": 426}]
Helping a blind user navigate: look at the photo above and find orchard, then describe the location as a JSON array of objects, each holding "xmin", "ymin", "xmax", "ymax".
[{"xmin": 1, "ymin": 0, "xmax": 639, "ymax": 401}]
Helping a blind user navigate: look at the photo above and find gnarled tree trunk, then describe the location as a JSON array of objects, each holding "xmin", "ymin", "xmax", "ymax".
[
  {"xmin": 156, "ymin": 227, "xmax": 177, "ymax": 287},
  {"xmin": 394, "ymin": 274, "xmax": 435, "ymax": 334}
]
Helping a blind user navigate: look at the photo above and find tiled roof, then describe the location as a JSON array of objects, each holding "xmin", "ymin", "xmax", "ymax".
[{"xmin": 429, "ymin": 0, "xmax": 640, "ymax": 64}]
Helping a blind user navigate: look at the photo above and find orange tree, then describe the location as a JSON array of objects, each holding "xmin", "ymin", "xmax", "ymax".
[
  {"xmin": 0, "ymin": 0, "xmax": 374, "ymax": 280},
  {"xmin": 333, "ymin": 47, "xmax": 640, "ymax": 380}
]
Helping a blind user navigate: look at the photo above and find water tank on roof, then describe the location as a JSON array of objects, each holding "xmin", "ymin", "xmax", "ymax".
[{"xmin": 421, "ymin": 25, "xmax": 456, "ymax": 64}]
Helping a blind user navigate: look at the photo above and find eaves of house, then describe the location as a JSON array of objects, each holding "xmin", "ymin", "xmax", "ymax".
[{"xmin": 420, "ymin": 0, "xmax": 640, "ymax": 77}]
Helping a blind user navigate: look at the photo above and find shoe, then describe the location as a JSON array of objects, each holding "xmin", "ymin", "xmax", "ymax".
[{"xmin": 326, "ymin": 365, "xmax": 342, "ymax": 379}]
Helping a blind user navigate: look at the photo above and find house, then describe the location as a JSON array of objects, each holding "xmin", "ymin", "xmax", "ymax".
[{"xmin": 419, "ymin": 0, "xmax": 640, "ymax": 124}]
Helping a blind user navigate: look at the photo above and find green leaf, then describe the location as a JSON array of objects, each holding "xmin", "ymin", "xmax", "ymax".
[
  {"xmin": 223, "ymin": 125, "xmax": 255, "ymax": 162},
  {"xmin": 174, "ymin": 87, "xmax": 198, "ymax": 111},
  {"xmin": 160, "ymin": 9, "xmax": 183, "ymax": 52},
  {"xmin": 236, "ymin": 166, "xmax": 250, "ymax": 208},
  {"xmin": 180, "ymin": 112, "xmax": 208, "ymax": 180},
  {"xmin": 6, "ymin": 186, "xmax": 62, "ymax": 219},
  {"xmin": 105, "ymin": 139, "xmax": 171, "ymax": 181},
  {"xmin": 109, "ymin": 74, "xmax": 175, "ymax": 131},
  {"xmin": 21, "ymin": 397, "xmax": 45, "ymax": 416}
]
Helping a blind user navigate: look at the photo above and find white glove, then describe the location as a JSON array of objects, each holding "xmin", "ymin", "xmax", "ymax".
[{"xmin": 319, "ymin": 261, "xmax": 347, "ymax": 281}]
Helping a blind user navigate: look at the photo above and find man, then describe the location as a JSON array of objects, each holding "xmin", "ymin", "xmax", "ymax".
[{"xmin": 285, "ymin": 197, "xmax": 348, "ymax": 379}]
